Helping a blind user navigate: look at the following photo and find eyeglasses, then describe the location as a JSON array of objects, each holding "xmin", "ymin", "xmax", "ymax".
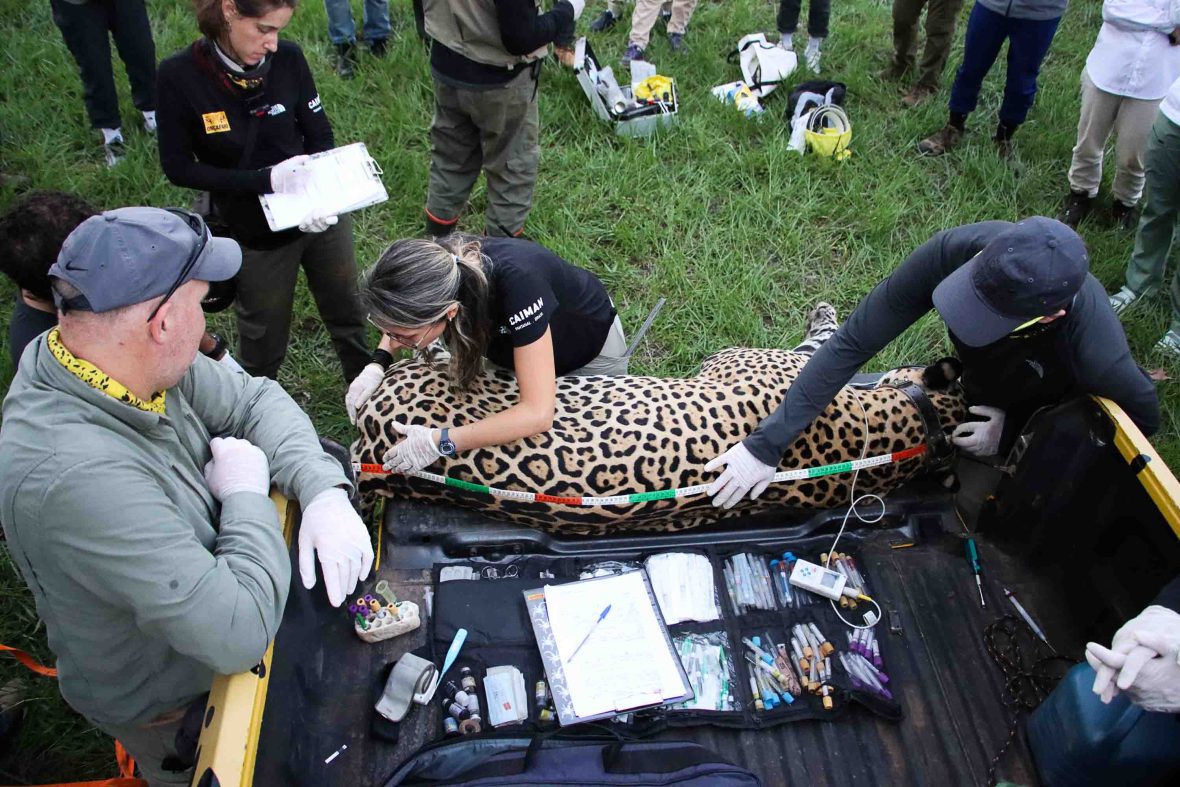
[
  {"xmin": 146, "ymin": 208, "xmax": 209, "ymax": 323},
  {"xmin": 367, "ymin": 314, "xmax": 432, "ymax": 349}
]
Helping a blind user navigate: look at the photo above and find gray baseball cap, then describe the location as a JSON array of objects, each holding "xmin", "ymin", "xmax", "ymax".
[
  {"xmin": 931, "ymin": 217, "xmax": 1089, "ymax": 347},
  {"xmin": 49, "ymin": 207, "xmax": 241, "ymax": 313}
]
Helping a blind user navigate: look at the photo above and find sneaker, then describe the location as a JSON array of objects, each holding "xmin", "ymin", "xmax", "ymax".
[
  {"xmin": 1109, "ymin": 285, "xmax": 1144, "ymax": 315},
  {"xmin": 142, "ymin": 110, "xmax": 157, "ymax": 135},
  {"xmin": 334, "ymin": 42, "xmax": 357, "ymax": 79},
  {"xmin": 668, "ymin": 32, "xmax": 686, "ymax": 53},
  {"xmin": 589, "ymin": 10, "xmax": 618, "ymax": 32},
  {"xmin": 901, "ymin": 85, "xmax": 935, "ymax": 108},
  {"xmin": 369, "ymin": 38, "xmax": 388, "ymax": 58},
  {"xmin": 103, "ymin": 136, "xmax": 126, "ymax": 167},
  {"xmin": 1111, "ymin": 200, "xmax": 1137, "ymax": 231},
  {"xmin": 621, "ymin": 43, "xmax": 645, "ymax": 68},
  {"xmin": 779, "ymin": 33, "xmax": 794, "ymax": 51},
  {"xmin": 1156, "ymin": 329, "xmax": 1180, "ymax": 357},
  {"xmin": 917, "ymin": 124, "xmax": 962, "ymax": 156},
  {"xmin": 1058, "ymin": 189, "xmax": 1093, "ymax": 228},
  {"xmin": 805, "ymin": 48, "xmax": 821, "ymax": 72},
  {"xmin": 994, "ymin": 135, "xmax": 1014, "ymax": 161},
  {"xmin": 660, "ymin": 4, "xmax": 672, "ymax": 23}
]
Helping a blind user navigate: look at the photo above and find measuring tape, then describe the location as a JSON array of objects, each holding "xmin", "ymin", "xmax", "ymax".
[{"xmin": 353, "ymin": 444, "xmax": 927, "ymax": 507}]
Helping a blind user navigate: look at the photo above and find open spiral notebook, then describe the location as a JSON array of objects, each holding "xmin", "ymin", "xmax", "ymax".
[{"xmin": 259, "ymin": 142, "xmax": 387, "ymax": 231}]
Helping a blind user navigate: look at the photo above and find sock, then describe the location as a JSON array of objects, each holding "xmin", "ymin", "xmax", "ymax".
[
  {"xmin": 806, "ymin": 36, "xmax": 823, "ymax": 53},
  {"xmin": 101, "ymin": 127, "xmax": 123, "ymax": 145},
  {"xmin": 780, "ymin": 33, "xmax": 793, "ymax": 49},
  {"xmin": 142, "ymin": 110, "xmax": 157, "ymax": 132},
  {"xmin": 949, "ymin": 112, "xmax": 968, "ymax": 132},
  {"xmin": 995, "ymin": 121, "xmax": 1019, "ymax": 141}
]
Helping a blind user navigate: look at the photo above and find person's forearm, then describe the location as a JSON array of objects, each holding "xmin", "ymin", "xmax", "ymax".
[
  {"xmin": 160, "ymin": 152, "xmax": 273, "ymax": 194},
  {"xmin": 494, "ymin": 0, "xmax": 574, "ymax": 54},
  {"xmin": 449, "ymin": 401, "xmax": 555, "ymax": 454}
]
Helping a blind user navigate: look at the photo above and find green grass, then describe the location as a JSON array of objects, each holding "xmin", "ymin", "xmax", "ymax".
[{"xmin": 0, "ymin": 0, "xmax": 1176, "ymax": 780}]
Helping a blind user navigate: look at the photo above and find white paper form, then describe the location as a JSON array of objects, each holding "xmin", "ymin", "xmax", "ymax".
[
  {"xmin": 260, "ymin": 142, "xmax": 387, "ymax": 231},
  {"xmin": 543, "ymin": 570, "xmax": 686, "ymax": 719}
]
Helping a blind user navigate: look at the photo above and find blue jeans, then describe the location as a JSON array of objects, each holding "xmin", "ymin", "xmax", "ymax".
[
  {"xmin": 323, "ymin": 0, "xmax": 391, "ymax": 45},
  {"xmin": 948, "ymin": 3, "xmax": 1060, "ymax": 127}
]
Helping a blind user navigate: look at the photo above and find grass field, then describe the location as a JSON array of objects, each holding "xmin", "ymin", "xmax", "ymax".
[{"xmin": 0, "ymin": 0, "xmax": 1176, "ymax": 780}]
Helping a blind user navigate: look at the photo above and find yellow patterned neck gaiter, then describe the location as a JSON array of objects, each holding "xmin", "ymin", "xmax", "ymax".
[{"xmin": 47, "ymin": 328, "xmax": 166, "ymax": 415}]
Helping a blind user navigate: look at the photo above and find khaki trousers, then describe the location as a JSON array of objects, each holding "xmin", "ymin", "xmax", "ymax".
[
  {"xmin": 1068, "ymin": 69, "xmax": 1161, "ymax": 206},
  {"xmin": 629, "ymin": 0, "xmax": 697, "ymax": 48}
]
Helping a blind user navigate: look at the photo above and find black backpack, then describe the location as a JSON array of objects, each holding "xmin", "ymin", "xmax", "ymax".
[{"xmin": 384, "ymin": 733, "xmax": 761, "ymax": 786}]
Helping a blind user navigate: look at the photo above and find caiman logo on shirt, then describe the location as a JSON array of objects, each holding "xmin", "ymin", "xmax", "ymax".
[
  {"xmin": 202, "ymin": 111, "xmax": 230, "ymax": 134},
  {"xmin": 308, "ymin": 95, "xmax": 323, "ymax": 112},
  {"xmin": 508, "ymin": 297, "xmax": 545, "ymax": 329}
]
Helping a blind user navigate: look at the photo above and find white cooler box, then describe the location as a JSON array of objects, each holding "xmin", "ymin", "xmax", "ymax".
[{"xmin": 572, "ymin": 37, "xmax": 678, "ymax": 138}]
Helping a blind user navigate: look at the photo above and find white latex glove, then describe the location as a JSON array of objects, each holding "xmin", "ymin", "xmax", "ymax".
[
  {"xmin": 345, "ymin": 363, "xmax": 385, "ymax": 425},
  {"xmin": 1086, "ymin": 637, "xmax": 1180, "ymax": 712},
  {"xmin": 950, "ymin": 405, "xmax": 1006, "ymax": 457},
  {"xmin": 298, "ymin": 488, "xmax": 374, "ymax": 607},
  {"xmin": 382, "ymin": 422, "xmax": 443, "ymax": 473},
  {"xmin": 203, "ymin": 436, "xmax": 270, "ymax": 500},
  {"xmin": 218, "ymin": 351, "xmax": 245, "ymax": 375},
  {"xmin": 298, "ymin": 211, "xmax": 338, "ymax": 234},
  {"xmin": 705, "ymin": 442, "xmax": 776, "ymax": 510},
  {"xmin": 269, "ymin": 154, "xmax": 311, "ymax": 194},
  {"xmin": 1087, "ymin": 606, "xmax": 1180, "ymax": 704},
  {"xmin": 565, "ymin": 0, "xmax": 585, "ymax": 20}
]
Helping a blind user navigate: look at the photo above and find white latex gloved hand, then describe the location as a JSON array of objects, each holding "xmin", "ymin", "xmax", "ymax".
[
  {"xmin": 1087, "ymin": 606, "xmax": 1180, "ymax": 704},
  {"xmin": 565, "ymin": 0, "xmax": 585, "ymax": 20},
  {"xmin": 269, "ymin": 154, "xmax": 311, "ymax": 194},
  {"xmin": 298, "ymin": 488, "xmax": 374, "ymax": 607},
  {"xmin": 218, "ymin": 351, "xmax": 245, "ymax": 375},
  {"xmin": 345, "ymin": 363, "xmax": 385, "ymax": 425},
  {"xmin": 298, "ymin": 211, "xmax": 338, "ymax": 234},
  {"xmin": 1086, "ymin": 637, "xmax": 1180, "ymax": 712},
  {"xmin": 705, "ymin": 442, "xmax": 776, "ymax": 509},
  {"xmin": 950, "ymin": 405, "xmax": 1006, "ymax": 456},
  {"xmin": 382, "ymin": 422, "xmax": 443, "ymax": 473},
  {"xmin": 203, "ymin": 436, "xmax": 270, "ymax": 500}
]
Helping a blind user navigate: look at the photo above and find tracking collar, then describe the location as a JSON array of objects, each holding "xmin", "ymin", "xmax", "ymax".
[{"xmin": 894, "ymin": 383, "xmax": 955, "ymax": 471}]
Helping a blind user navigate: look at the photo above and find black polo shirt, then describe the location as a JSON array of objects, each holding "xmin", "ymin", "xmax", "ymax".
[{"xmin": 479, "ymin": 237, "xmax": 615, "ymax": 375}]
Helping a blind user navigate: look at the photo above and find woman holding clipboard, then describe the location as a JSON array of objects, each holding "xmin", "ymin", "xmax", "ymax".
[
  {"xmin": 156, "ymin": 0, "xmax": 368, "ymax": 382},
  {"xmin": 347, "ymin": 235, "xmax": 628, "ymax": 471}
]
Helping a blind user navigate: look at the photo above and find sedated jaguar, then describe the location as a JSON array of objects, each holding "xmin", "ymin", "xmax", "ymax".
[{"xmin": 352, "ymin": 304, "xmax": 967, "ymax": 535}]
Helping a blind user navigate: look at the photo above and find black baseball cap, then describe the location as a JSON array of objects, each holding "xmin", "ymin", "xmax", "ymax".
[
  {"xmin": 932, "ymin": 217, "xmax": 1089, "ymax": 347},
  {"xmin": 49, "ymin": 207, "xmax": 241, "ymax": 313}
]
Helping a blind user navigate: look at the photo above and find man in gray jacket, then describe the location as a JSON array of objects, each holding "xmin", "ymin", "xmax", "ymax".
[{"xmin": 0, "ymin": 207, "xmax": 373, "ymax": 785}]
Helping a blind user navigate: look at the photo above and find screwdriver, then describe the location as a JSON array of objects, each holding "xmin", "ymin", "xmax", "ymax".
[{"xmin": 964, "ymin": 537, "xmax": 985, "ymax": 607}]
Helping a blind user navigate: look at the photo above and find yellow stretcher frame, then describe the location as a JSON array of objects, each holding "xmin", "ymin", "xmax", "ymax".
[
  {"xmin": 190, "ymin": 491, "xmax": 295, "ymax": 787},
  {"xmin": 194, "ymin": 398, "xmax": 1180, "ymax": 786},
  {"xmin": 1095, "ymin": 397, "xmax": 1180, "ymax": 541}
]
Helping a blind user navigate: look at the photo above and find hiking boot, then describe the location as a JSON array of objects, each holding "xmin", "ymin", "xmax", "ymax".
[
  {"xmin": 1156, "ymin": 329, "xmax": 1180, "ymax": 357},
  {"xmin": 589, "ymin": 10, "xmax": 618, "ymax": 32},
  {"xmin": 917, "ymin": 124, "xmax": 962, "ymax": 156},
  {"xmin": 621, "ymin": 43, "xmax": 645, "ymax": 68},
  {"xmin": 1112, "ymin": 200, "xmax": 1138, "ymax": 231},
  {"xmin": 426, "ymin": 214, "xmax": 456, "ymax": 238},
  {"xmin": 103, "ymin": 136, "xmax": 126, "ymax": 167},
  {"xmin": 668, "ymin": 32, "xmax": 686, "ymax": 53},
  {"xmin": 1058, "ymin": 189, "xmax": 1093, "ymax": 228},
  {"xmin": 901, "ymin": 84, "xmax": 935, "ymax": 108},
  {"xmin": 334, "ymin": 42, "xmax": 357, "ymax": 79},
  {"xmin": 1109, "ymin": 285, "xmax": 1146, "ymax": 315},
  {"xmin": 878, "ymin": 59, "xmax": 910, "ymax": 82},
  {"xmin": 369, "ymin": 38, "xmax": 388, "ymax": 58}
]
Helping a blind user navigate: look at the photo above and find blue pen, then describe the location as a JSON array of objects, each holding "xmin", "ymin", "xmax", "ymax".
[{"xmin": 567, "ymin": 604, "xmax": 612, "ymax": 663}]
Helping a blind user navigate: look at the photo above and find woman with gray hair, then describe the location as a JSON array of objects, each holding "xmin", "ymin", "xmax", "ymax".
[{"xmin": 345, "ymin": 235, "xmax": 626, "ymax": 472}]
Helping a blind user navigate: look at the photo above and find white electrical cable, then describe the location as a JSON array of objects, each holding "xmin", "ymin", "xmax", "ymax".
[{"xmin": 824, "ymin": 387, "xmax": 885, "ymax": 630}]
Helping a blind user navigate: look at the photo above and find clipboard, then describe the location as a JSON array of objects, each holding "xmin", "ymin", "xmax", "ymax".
[
  {"xmin": 259, "ymin": 141, "xmax": 387, "ymax": 231},
  {"xmin": 524, "ymin": 569, "xmax": 693, "ymax": 726}
]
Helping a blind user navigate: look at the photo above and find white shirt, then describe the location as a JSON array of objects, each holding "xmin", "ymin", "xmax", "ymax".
[{"xmin": 1086, "ymin": 0, "xmax": 1180, "ymax": 100}]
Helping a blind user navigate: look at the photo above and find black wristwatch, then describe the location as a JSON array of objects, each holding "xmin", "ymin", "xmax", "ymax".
[
  {"xmin": 438, "ymin": 427, "xmax": 458, "ymax": 459},
  {"xmin": 202, "ymin": 333, "xmax": 228, "ymax": 361}
]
